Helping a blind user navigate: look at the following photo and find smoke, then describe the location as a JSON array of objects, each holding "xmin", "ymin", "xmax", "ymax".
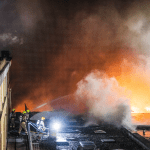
[
  {"xmin": 74, "ymin": 70, "xmax": 133, "ymax": 128},
  {"xmin": 0, "ymin": 33, "xmax": 23, "ymax": 46},
  {"xmin": 16, "ymin": 0, "xmax": 44, "ymax": 32},
  {"xmin": 7, "ymin": 0, "xmax": 150, "ymax": 119}
]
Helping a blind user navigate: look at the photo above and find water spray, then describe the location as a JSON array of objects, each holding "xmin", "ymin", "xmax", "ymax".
[{"xmin": 31, "ymin": 103, "xmax": 47, "ymax": 111}]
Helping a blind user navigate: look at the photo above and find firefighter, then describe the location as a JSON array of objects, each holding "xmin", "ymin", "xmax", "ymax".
[
  {"xmin": 18, "ymin": 111, "xmax": 28, "ymax": 135},
  {"xmin": 37, "ymin": 117, "xmax": 46, "ymax": 131},
  {"xmin": 26, "ymin": 109, "xmax": 30, "ymax": 121},
  {"xmin": 10, "ymin": 109, "xmax": 16, "ymax": 129}
]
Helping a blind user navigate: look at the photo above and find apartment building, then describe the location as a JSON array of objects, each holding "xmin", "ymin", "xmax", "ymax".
[{"xmin": 0, "ymin": 51, "xmax": 12, "ymax": 150}]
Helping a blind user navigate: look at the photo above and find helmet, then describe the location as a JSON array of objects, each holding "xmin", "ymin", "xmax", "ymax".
[
  {"xmin": 23, "ymin": 111, "xmax": 26, "ymax": 114},
  {"xmin": 41, "ymin": 117, "xmax": 45, "ymax": 120},
  {"xmin": 27, "ymin": 110, "xmax": 30, "ymax": 113},
  {"xmin": 13, "ymin": 109, "xmax": 15, "ymax": 111}
]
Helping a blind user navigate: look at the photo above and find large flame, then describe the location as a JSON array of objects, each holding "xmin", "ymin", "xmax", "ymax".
[
  {"xmin": 117, "ymin": 64, "xmax": 150, "ymax": 113},
  {"xmin": 15, "ymin": 86, "xmax": 54, "ymax": 112}
]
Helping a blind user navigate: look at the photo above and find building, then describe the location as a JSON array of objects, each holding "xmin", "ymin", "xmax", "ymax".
[{"xmin": 0, "ymin": 51, "xmax": 12, "ymax": 150}]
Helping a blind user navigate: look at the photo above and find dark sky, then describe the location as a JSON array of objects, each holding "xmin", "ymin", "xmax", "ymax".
[{"xmin": 0, "ymin": 0, "xmax": 150, "ymax": 110}]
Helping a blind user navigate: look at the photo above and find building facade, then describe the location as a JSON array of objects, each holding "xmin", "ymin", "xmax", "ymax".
[{"xmin": 0, "ymin": 52, "xmax": 11, "ymax": 150}]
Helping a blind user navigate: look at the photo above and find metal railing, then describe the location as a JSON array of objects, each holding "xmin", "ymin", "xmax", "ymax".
[
  {"xmin": 32, "ymin": 143, "xmax": 40, "ymax": 150},
  {"xmin": 28, "ymin": 122, "xmax": 33, "ymax": 150},
  {"xmin": 27, "ymin": 122, "xmax": 48, "ymax": 150}
]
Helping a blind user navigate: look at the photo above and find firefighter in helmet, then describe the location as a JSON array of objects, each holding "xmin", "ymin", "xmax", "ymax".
[
  {"xmin": 37, "ymin": 117, "xmax": 46, "ymax": 131},
  {"xmin": 26, "ymin": 109, "xmax": 30, "ymax": 121},
  {"xmin": 10, "ymin": 108, "xmax": 16, "ymax": 129},
  {"xmin": 18, "ymin": 111, "xmax": 28, "ymax": 135}
]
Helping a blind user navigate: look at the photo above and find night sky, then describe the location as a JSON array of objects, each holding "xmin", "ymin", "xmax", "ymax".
[{"xmin": 1, "ymin": 0, "xmax": 150, "ymax": 111}]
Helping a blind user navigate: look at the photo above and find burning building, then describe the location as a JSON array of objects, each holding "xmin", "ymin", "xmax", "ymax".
[{"xmin": 4, "ymin": 0, "xmax": 150, "ymax": 130}]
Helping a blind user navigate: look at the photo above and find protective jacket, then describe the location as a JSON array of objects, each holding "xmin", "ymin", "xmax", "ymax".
[
  {"xmin": 10, "ymin": 111, "xmax": 16, "ymax": 118},
  {"xmin": 19, "ymin": 113, "xmax": 27, "ymax": 122},
  {"xmin": 18, "ymin": 113, "xmax": 28, "ymax": 135},
  {"xmin": 37, "ymin": 120, "xmax": 45, "ymax": 131},
  {"xmin": 25, "ymin": 112, "xmax": 30, "ymax": 121}
]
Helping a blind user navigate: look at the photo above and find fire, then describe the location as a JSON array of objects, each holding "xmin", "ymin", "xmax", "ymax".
[
  {"xmin": 132, "ymin": 113, "xmax": 150, "ymax": 125},
  {"xmin": 131, "ymin": 106, "xmax": 140, "ymax": 113},
  {"xmin": 116, "ymin": 61, "xmax": 150, "ymax": 113},
  {"xmin": 14, "ymin": 49, "xmax": 150, "ymax": 116},
  {"xmin": 145, "ymin": 107, "xmax": 150, "ymax": 111},
  {"xmin": 15, "ymin": 62, "xmax": 150, "ymax": 114},
  {"xmin": 15, "ymin": 99, "xmax": 35, "ymax": 112},
  {"xmin": 14, "ymin": 86, "xmax": 54, "ymax": 112},
  {"xmin": 15, "ymin": 99, "xmax": 53, "ymax": 112}
]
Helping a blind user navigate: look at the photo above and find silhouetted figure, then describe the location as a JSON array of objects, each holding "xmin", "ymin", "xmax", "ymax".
[{"xmin": 10, "ymin": 109, "xmax": 16, "ymax": 129}]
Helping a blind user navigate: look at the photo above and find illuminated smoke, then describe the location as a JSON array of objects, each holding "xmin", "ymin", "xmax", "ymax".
[
  {"xmin": 75, "ymin": 70, "xmax": 132, "ymax": 128},
  {"xmin": 9, "ymin": 0, "xmax": 150, "ymax": 120}
]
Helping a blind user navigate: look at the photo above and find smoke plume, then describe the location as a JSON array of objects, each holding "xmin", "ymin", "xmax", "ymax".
[
  {"xmin": 2, "ymin": 0, "xmax": 149, "ymax": 119},
  {"xmin": 0, "ymin": 33, "xmax": 23, "ymax": 46},
  {"xmin": 74, "ymin": 70, "xmax": 132, "ymax": 128}
]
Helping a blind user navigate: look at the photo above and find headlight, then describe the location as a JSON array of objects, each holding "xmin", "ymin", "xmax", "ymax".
[{"xmin": 51, "ymin": 122, "xmax": 61, "ymax": 131}]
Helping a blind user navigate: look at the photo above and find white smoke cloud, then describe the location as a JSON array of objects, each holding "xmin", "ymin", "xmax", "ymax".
[
  {"xmin": 75, "ymin": 70, "xmax": 133, "ymax": 129},
  {"xmin": 0, "ymin": 33, "xmax": 23, "ymax": 46}
]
